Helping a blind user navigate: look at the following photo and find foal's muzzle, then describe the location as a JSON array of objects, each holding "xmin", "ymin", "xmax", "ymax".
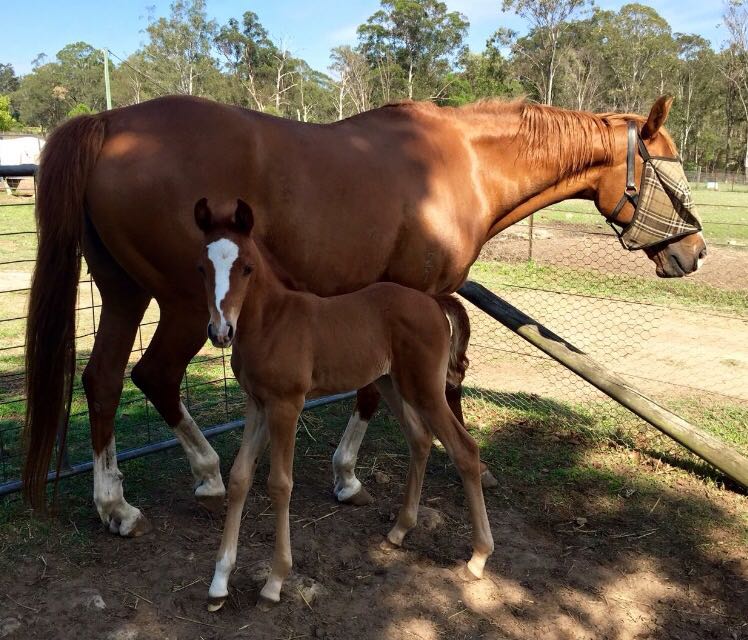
[{"xmin": 208, "ymin": 321, "xmax": 234, "ymax": 348}]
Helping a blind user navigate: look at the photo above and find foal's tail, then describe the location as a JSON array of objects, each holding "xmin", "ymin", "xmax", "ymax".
[
  {"xmin": 23, "ymin": 114, "xmax": 107, "ymax": 509},
  {"xmin": 435, "ymin": 295, "xmax": 471, "ymax": 388}
]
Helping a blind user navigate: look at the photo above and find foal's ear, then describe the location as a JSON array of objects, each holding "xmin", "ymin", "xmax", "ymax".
[
  {"xmin": 194, "ymin": 197, "xmax": 212, "ymax": 233},
  {"xmin": 234, "ymin": 198, "xmax": 254, "ymax": 235},
  {"xmin": 641, "ymin": 95, "xmax": 673, "ymax": 140}
]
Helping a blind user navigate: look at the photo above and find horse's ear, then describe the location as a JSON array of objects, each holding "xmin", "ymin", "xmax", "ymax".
[
  {"xmin": 194, "ymin": 197, "xmax": 212, "ymax": 233},
  {"xmin": 234, "ymin": 199, "xmax": 254, "ymax": 235},
  {"xmin": 641, "ymin": 96, "xmax": 673, "ymax": 140}
]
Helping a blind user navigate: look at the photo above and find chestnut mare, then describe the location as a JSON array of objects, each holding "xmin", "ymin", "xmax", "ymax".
[
  {"xmin": 193, "ymin": 198, "xmax": 491, "ymax": 608},
  {"xmin": 23, "ymin": 94, "xmax": 706, "ymax": 536}
]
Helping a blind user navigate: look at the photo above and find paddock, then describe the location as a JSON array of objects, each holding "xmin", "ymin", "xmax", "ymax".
[{"xmin": 0, "ymin": 179, "xmax": 746, "ymax": 639}]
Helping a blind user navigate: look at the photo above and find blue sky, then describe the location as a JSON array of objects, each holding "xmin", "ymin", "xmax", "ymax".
[{"xmin": 2, "ymin": 0, "xmax": 726, "ymax": 77}]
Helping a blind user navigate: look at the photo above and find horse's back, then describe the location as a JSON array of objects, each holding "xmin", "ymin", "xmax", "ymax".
[{"xmin": 83, "ymin": 96, "xmax": 485, "ymax": 302}]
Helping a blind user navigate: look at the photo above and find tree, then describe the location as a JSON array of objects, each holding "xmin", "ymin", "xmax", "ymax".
[
  {"xmin": 11, "ymin": 42, "xmax": 106, "ymax": 131},
  {"xmin": 330, "ymin": 46, "xmax": 373, "ymax": 117},
  {"xmin": 721, "ymin": 0, "xmax": 748, "ymax": 178},
  {"xmin": 141, "ymin": 0, "xmax": 218, "ymax": 95},
  {"xmin": 444, "ymin": 31, "xmax": 519, "ymax": 104},
  {"xmin": 215, "ymin": 11, "xmax": 279, "ymax": 110},
  {"xmin": 358, "ymin": 0, "xmax": 469, "ymax": 100},
  {"xmin": 502, "ymin": 0, "xmax": 591, "ymax": 105},
  {"xmin": 593, "ymin": 5, "xmax": 677, "ymax": 112},
  {"xmin": 0, "ymin": 96, "xmax": 18, "ymax": 131},
  {"xmin": 0, "ymin": 64, "xmax": 19, "ymax": 94}
]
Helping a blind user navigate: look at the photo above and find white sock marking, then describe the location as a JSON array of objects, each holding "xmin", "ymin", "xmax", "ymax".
[
  {"xmin": 207, "ymin": 238, "xmax": 239, "ymax": 327},
  {"xmin": 93, "ymin": 436, "xmax": 143, "ymax": 535},
  {"xmin": 174, "ymin": 403, "xmax": 224, "ymax": 497},
  {"xmin": 333, "ymin": 411, "xmax": 368, "ymax": 501}
]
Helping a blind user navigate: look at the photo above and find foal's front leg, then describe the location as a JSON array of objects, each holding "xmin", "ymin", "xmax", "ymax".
[
  {"xmin": 258, "ymin": 398, "xmax": 302, "ymax": 608},
  {"xmin": 208, "ymin": 401, "xmax": 268, "ymax": 611}
]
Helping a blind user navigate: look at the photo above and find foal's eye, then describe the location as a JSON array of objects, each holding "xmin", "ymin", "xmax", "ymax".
[
  {"xmin": 197, "ymin": 265, "xmax": 205, "ymax": 275},
  {"xmin": 243, "ymin": 264, "xmax": 253, "ymax": 276}
]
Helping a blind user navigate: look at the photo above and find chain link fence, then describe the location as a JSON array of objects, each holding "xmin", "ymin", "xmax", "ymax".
[{"xmin": 1, "ymin": 171, "xmax": 747, "ymax": 492}]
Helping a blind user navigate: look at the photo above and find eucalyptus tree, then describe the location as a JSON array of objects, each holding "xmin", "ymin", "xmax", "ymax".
[
  {"xmin": 141, "ymin": 0, "xmax": 218, "ymax": 96},
  {"xmin": 501, "ymin": 0, "xmax": 591, "ymax": 105},
  {"xmin": 357, "ymin": 0, "xmax": 469, "ymax": 100}
]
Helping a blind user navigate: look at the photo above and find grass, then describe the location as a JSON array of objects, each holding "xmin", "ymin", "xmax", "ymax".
[
  {"xmin": 539, "ymin": 191, "xmax": 748, "ymax": 246},
  {"xmin": 469, "ymin": 260, "xmax": 748, "ymax": 315}
]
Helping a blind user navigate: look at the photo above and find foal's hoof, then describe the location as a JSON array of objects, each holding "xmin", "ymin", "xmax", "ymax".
[
  {"xmin": 256, "ymin": 594, "xmax": 280, "ymax": 611},
  {"xmin": 340, "ymin": 486, "xmax": 374, "ymax": 506},
  {"xmin": 454, "ymin": 563, "xmax": 482, "ymax": 583},
  {"xmin": 207, "ymin": 596, "xmax": 226, "ymax": 612},
  {"xmin": 111, "ymin": 512, "xmax": 152, "ymax": 538},
  {"xmin": 379, "ymin": 537, "xmax": 401, "ymax": 553},
  {"xmin": 480, "ymin": 468, "xmax": 499, "ymax": 489},
  {"xmin": 197, "ymin": 493, "xmax": 225, "ymax": 514}
]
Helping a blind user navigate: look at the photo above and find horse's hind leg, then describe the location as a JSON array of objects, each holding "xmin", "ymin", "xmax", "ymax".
[
  {"xmin": 445, "ymin": 384, "xmax": 498, "ymax": 490},
  {"xmin": 130, "ymin": 303, "xmax": 225, "ymax": 509},
  {"xmin": 375, "ymin": 378, "xmax": 432, "ymax": 548},
  {"xmin": 82, "ymin": 225, "xmax": 152, "ymax": 536},
  {"xmin": 332, "ymin": 384, "xmax": 379, "ymax": 505}
]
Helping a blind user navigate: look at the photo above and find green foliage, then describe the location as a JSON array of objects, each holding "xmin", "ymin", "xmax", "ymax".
[
  {"xmin": 0, "ymin": 63, "xmax": 19, "ymax": 94},
  {"xmin": 4, "ymin": 0, "xmax": 747, "ymax": 171},
  {"xmin": 0, "ymin": 95, "xmax": 18, "ymax": 131},
  {"xmin": 358, "ymin": 0, "xmax": 469, "ymax": 100}
]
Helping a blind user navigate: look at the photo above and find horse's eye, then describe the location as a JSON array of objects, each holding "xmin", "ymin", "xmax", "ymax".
[
  {"xmin": 243, "ymin": 264, "xmax": 253, "ymax": 276},
  {"xmin": 197, "ymin": 265, "xmax": 205, "ymax": 275}
]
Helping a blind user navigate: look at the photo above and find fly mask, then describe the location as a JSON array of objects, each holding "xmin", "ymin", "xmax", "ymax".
[{"xmin": 608, "ymin": 121, "xmax": 702, "ymax": 250}]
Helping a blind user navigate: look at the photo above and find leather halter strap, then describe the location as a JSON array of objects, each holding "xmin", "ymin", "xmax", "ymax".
[{"xmin": 609, "ymin": 121, "xmax": 640, "ymax": 223}]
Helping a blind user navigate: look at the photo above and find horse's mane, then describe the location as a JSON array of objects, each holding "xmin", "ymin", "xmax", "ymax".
[
  {"xmin": 383, "ymin": 98, "xmax": 675, "ymax": 180},
  {"xmin": 514, "ymin": 103, "xmax": 616, "ymax": 180}
]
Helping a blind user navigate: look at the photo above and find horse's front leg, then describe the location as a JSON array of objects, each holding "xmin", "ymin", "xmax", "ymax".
[
  {"xmin": 258, "ymin": 397, "xmax": 303, "ymax": 608},
  {"xmin": 208, "ymin": 400, "xmax": 268, "ymax": 611}
]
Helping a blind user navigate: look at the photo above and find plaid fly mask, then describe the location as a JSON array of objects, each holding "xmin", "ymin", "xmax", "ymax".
[{"xmin": 608, "ymin": 121, "xmax": 702, "ymax": 251}]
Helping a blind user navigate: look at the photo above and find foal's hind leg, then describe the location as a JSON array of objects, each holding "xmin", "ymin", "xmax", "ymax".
[
  {"xmin": 82, "ymin": 227, "xmax": 152, "ymax": 536},
  {"xmin": 332, "ymin": 384, "xmax": 379, "ymax": 505},
  {"xmin": 421, "ymin": 401, "xmax": 494, "ymax": 578},
  {"xmin": 130, "ymin": 304, "xmax": 225, "ymax": 509},
  {"xmin": 375, "ymin": 378, "xmax": 432, "ymax": 549}
]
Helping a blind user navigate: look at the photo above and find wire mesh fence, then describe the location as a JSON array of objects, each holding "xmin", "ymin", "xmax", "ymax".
[
  {"xmin": 462, "ymin": 201, "xmax": 748, "ymax": 457},
  {"xmin": 0, "ymin": 172, "xmax": 746, "ymax": 492}
]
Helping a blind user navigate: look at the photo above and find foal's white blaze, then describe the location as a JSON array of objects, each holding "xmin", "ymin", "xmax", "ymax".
[{"xmin": 207, "ymin": 238, "xmax": 239, "ymax": 328}]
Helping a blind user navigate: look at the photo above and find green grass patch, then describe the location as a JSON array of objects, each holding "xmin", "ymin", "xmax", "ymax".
[
  {"xmin": 538, "ymin": 194, "xmax": 748, "ymax": 246},
  {"xmin": 470, "ymin": 260, "xmax": 748, "ymax": 315}
]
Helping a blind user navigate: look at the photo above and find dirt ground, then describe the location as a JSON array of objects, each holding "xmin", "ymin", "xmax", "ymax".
[{"xmin": 0, "ymin": 427, "xmax": 746, "ymax": 640}]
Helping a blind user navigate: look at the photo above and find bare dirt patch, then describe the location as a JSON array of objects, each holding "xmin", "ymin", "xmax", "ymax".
[{"xmin": 1, "ymin": 431, "xmax": 745, "ymax": 640}]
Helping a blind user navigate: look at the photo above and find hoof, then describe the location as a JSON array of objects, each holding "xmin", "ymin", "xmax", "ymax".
[
  {"xmin": 207, "ymin": 596, "xmax": 226, "ymax": 612},
  {"xmin": 454, "ymin": 563, "xmax": 482, "ymax": 583},
  {"xmin": 112, "ymin": 512, "xmax": 152, "ymax": 538},
  {"xmin": 379, "ymin": 537, "xmax": 401, "ymax": 552},
  {"xmin": 126, "ymin": 513, "xmax": 153, "ymax": 537},
  {"xmin": 340, "ymin": 486, "xmax": 374, "ymax": 506},
  {"xmin": 480, "ymin": 468, "xmax": 499, "ymax": 489},
  {"xmin": 197, "ymin": 493, "xmax": 225, "ymax": 514},
  {"xmin": 256, "ymin": 594, "xmax": 279, "ymax": 611}
]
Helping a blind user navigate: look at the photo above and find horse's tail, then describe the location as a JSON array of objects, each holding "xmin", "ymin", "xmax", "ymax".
[
  {"xmin": 23, "ymin": 114, "xmax": 107, "ymax": 509},
  {"xmin": 435, "ymin": 295, "xmax": 471, "ymax": 389}
]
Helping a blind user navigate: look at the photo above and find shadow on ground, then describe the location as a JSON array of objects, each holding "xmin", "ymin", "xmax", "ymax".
[{"xmin": 0, "ymin": 392, "xmax": 746, "ymax": 639}]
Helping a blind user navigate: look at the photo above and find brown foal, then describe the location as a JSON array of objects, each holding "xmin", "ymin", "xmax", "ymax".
[{"xmin": 195, "ymin": 198, "xmax": 493, "ymax": 609}]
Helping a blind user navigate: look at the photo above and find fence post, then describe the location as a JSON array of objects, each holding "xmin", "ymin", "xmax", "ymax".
[{"xmin": 458, "ymin": 281, "xmax": 748, "ymax": 489}]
